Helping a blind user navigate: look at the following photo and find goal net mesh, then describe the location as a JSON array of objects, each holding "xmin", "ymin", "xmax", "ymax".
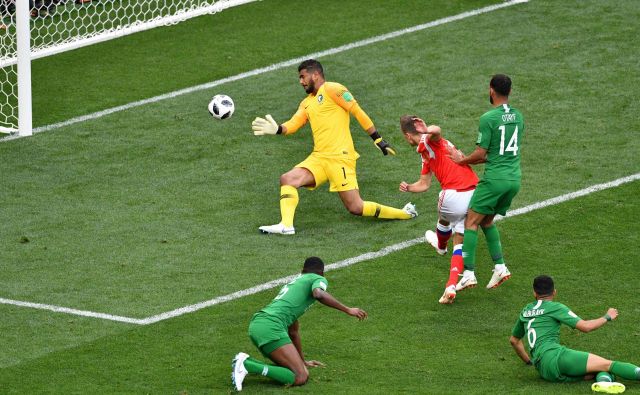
[{"xmin": 1, "ymin": 0, "xmax": 249, "ymax": 134}]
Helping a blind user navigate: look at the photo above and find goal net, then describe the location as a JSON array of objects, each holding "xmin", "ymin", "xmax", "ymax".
[{"xmin": 0, "ymin": 0, "xmax": 256, "ymax": 136}]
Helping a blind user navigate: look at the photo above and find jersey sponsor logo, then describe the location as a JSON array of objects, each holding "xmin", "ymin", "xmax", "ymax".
[
  {"xmin": 342, "ymin": 91, "xmax": 353, "ymax": 102},
  {"xmin": 568, "ymin": 310, "xmax": 578, "ymax": 318},
  {"xmin": 502, "ymin": 113, "xmax": 517, "ymax": 122},
  {"xmin": 319, "ymin": 281, "xmax": 327, "ymax": 291},
  {"xmin": 317, "ymin": 94, "xmax": 324, "ymax": 104}
]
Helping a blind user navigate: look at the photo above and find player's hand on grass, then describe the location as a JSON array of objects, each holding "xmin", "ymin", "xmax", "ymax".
[
  {"xmin": 305, "ymin": 360, "xmax": 326, "ymax": 368},
  {"xmin": 605, "ymin": 308, "xmax": 618, "ymax": 321},
  {"xmin": 399, "ymin": 181, "xmax": 410, "ymax": 192},
  {"xmin": 348, "ymin": 307, "xmax": 368, "ymax": 321},
  {"xmin": 252, "ymin": 114, "xmax": 280, "ymax": 136}
]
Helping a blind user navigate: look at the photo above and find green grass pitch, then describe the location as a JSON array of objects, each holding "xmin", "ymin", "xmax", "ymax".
[{"xmin": 1, "ymin": 0, "xmax": 639, "ymax": 393}]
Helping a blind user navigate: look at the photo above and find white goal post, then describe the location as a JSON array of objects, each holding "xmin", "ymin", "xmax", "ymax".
[{"xmin": 0, "ymin": 0, "xmax": 257, "ymax": 137}]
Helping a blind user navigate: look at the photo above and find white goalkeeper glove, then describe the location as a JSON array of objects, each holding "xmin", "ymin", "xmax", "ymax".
[{"xmin": 252, "ymin": 114, "xmax": 281, "ymax": 136}]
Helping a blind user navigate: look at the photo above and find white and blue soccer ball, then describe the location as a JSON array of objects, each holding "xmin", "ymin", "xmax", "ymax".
[{"xmin": 208, "ymin": 94, "xmax": 235, "ymax": 120}]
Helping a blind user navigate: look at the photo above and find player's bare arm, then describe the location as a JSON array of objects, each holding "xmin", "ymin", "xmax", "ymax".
[
  {"xmin": 412, "ymin": 118, "xmax": 442, "ymax": 142},
  {"xmin": 509, "ymin": 336, "xmax": 533, "ymax": 365},
  {"xmin": 288, "ymin": 320, "xmax": 325, "ymax": 368},
  {"xmin": 312, "ymin": 288, "xmax": 368, "ymax": 320},
  {"xmin": 288, "ymin": 320, "xmax": 305, "ymax": 359},
  {"xmin": 449, "ymin": 145, "xmax": 487, "ymax": 165},
  {"xmin": 575, "ymin": 308, "xmax": 618, "ymax": 333},
  {"xmin": 399, "ymin": 173, "xmax": 431, "ymax": 193}
]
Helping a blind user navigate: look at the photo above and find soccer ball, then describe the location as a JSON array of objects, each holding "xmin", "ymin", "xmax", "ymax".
[{"xmin": 208, "ymin": 94, "xmax": 235, "ymax": 120}]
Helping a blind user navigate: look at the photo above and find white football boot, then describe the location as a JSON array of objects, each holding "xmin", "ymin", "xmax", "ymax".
[
  {"xmin": 486, "ymin": 264, "xmax": 511, "ymax": 289},
  {"xmin": 438, "ymin": 285, "xmax": 457, "ymax": 304},
  {"xmin": 258, "ymin": 223, "xmax": 295, "ymax": 235},
  {"xmin": 402, "ymin": 202, "xmax": 418, "ymax": 218},
  {"xmin": 231, "ymin": 352, "xmax": 249, "ymax": 391},
  {"xmin": 425, "ymin": 230, "xmax": 447, "ymax": 255},
  {"xmin": 456, "ymin": 270, "xmax": 477, "ymax": 291}
]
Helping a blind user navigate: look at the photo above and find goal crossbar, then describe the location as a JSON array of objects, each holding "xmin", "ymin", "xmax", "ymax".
[{"xmin": 0, "ymin": 0, "xmax": 258, "ymax": 69}]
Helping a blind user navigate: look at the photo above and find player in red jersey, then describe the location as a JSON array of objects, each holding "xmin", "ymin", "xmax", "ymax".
[{"xmin": 399, "ymin": 115, "xmax": 478, "ymax": 304}]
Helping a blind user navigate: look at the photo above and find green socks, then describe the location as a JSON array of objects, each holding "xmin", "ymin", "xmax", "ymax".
[
  {"xmin": 244, "ymin": 357, "xmax": 295, "ymax": 385},
  {"xmin": 610, "ymin": 361, "xmax": 640, "ymax": 380},
  {"xmin": 596, "ymin": 372, "xmax": 615, "ymax": 382},
  {"xmin": 462, "ymin": 229, "xmax": 478, "ymax": 271},
  {"xmin": 482, "ymin": 224, "xmax": 505, "ymax": 265}
]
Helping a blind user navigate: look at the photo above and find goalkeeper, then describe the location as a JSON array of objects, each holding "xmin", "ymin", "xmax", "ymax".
[{"xmin": 252, "ymin": 59, "xmax": 416, "ymax": 235}]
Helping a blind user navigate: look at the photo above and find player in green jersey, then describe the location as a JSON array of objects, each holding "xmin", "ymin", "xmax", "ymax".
[
  {"xmin": 231, "ymin": 257, "xmax": 367, "ymax": 391},
  {"xmin": 450, "ymin": 74, "xmax": 524, "ymax": 290},
  {"xmin": 510, "ymin": 275, "xmax": 639, "ymax": 393}
]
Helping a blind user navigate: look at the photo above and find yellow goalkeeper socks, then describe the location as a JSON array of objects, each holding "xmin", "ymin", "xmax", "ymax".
[
  {"xmin": 362, "ymin": 201, "xmax": 411, "ymax": 219},
  {"xmin": 280, "ymin": 185, "xmax": 299, "ymax": 228}
]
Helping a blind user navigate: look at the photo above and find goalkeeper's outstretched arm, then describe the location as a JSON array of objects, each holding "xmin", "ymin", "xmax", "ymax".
[
  {"xmin": 349, "ymin": 102, "xmax": 396, "ymax": 156},
  {"xmin": 252, "ymin": 115, "xmax": 282, "ymax": 135},
  {"xmin": 252, "ymin": 107, "xmax": 306, "ymax": 136}
]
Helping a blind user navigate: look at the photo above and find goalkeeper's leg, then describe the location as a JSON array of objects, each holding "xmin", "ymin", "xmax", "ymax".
[
  {"xmin": 339, "ymin": 190, "xmax": 414, "ymax": 220},
  {"xmin": 279, "ymin": 185, "xmax": 299, "ymax": 228},
  {"xmin": 260, "ymin": 168, "xmax": 316, "ymax": 235}
]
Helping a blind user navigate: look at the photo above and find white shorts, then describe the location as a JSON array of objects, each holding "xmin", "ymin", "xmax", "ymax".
[{"xmin": 437, "ymin": 189, "xmax": 474, "ymax": 234}]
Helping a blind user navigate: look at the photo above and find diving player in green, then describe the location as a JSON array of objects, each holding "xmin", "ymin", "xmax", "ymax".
[
  {"xmin": 450, "ymin": 74, "xmax": 524, "ymax": 290},
  {"xmin": 510, "ymin": 275, "xmax": 639, "ymax": 393},
  {"xmin": 231, "ymin": 257, "xmax": 367, "ymax": 391}
]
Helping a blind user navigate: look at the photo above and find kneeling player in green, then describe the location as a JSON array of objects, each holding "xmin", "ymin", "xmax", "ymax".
[
  {"xmin": 232, "ymin": 257, "xmax": 367, "ymax": 391},
  {"xmin": 510, "ymin": 275, "xmax": 639, "ymax": 393}
]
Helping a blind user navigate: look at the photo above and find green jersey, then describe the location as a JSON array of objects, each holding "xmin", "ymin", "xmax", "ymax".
[
  {"xmin": 477, "ymin": 103, "xmax": 524, "ymax": 180},
  {"xmin": 511, "ymin": 300, "xmax": 582, "ymax": 363},
  {"xmin": 260, "ymin": 273, "xmax": 328, "ymax": 328}
]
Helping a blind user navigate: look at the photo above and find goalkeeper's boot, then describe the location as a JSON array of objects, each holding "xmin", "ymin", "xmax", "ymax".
[
  {"xmin": 402, "ymin": 202, "xmax": 418, "ymax": 218},
  {"xmin": 486, "ymin": 265, "xmax": 511, "ymax": 289},
  {"xmin": 231, "ymin": 352, "xmax": 249, "ymax": 391},
  {"xmin": 259, "ymin": 223, "xmax": 295, "ymax": 235},
  {"xmin": 591, "ymin": 382, "xmax": 626, "ymax": 394},
  {"xmin": 425, "ymin": 230, "xmax": 447, "ymax": 255},
  {"xmin": 456, "ymin": 270, "xmax": 477, "ymax": 291},
  {"xmin": 438, "ymin": 285, "xmax": 457, "ymax": 304}
]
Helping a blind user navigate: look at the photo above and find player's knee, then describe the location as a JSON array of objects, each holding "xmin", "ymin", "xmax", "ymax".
[
  {"xmin": 293, "ymin": 370, "xmax": 309, "ymax": 386},
  {"xmin": 464, "ymin": 217, "xmax": 479, "ymax": 230},
  {"xmin": 279, "ymin": 173, "xmax": 292, "ymax": 185},
  {"xmin": 346, "ymin": 202, "xmax": 363, "ymax": 216}
]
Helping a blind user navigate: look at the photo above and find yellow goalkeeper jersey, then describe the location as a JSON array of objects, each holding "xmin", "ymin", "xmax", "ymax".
[{"xmin": 282, "ymin": 81, "xmax": 374, "ymax": 160}]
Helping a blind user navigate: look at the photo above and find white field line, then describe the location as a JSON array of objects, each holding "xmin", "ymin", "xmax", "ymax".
[
  {"xmin": 0, "ymin": 297, "xmax": 146, "ymax": 324},
  {"xmin": 1, "ymin": 0, "xmax": 528, "ymax": 142},
  {"xmin": 140, "ymin": 173, "xmax": 640, "ymax": 324},
  {"xmin": 2, "ymin": 172, "xmax": 635, "ymax": 324}
]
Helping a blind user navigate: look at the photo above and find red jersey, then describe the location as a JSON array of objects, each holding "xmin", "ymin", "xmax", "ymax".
[{"xmin": 417, "ymin": 134, "xmax": 478, "ymax": 190}]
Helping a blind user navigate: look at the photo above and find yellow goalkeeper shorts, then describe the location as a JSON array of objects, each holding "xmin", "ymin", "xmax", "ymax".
[{"xmin": 296, "ymin": 153, "xmax": 358, "ymax": 192}]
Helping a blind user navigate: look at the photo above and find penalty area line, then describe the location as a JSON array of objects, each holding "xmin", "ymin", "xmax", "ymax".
[
  {"xmin": 2, "ymin": 0, "xmax": 528, "ymax": 142},
  {"xmin": 0, "ymin": 172, "xmax": 638, "ymax": 324}
]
